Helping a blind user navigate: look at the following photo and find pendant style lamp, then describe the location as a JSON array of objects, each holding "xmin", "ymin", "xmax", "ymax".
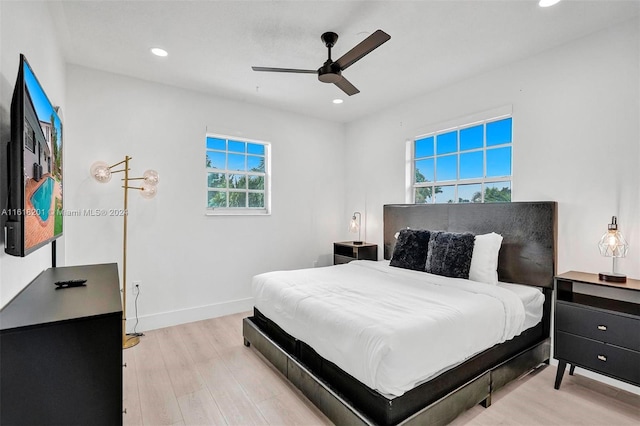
[
  {"xmin": 597, "ymin": 216, "xmax": 628, "ymax": 283},
  {"xmin": 349, "ymin": 212, "xmax": 362, "ymax": 245},
  {"xmin": 90, "ymin": 156, "xmax": 159, "ymax": 348}
]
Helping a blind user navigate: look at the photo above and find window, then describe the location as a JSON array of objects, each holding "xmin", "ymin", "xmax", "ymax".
[
  {"xmin": 206, "ymin": 134, "xmax": 271, "ymax": 215},
  {"xmin": 410, "ymin": 115, "xmax": 512, "ymax": 204}
]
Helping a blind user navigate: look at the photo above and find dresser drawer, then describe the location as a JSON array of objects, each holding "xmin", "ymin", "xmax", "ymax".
[
  {"xmin": 555, "ymin": 331, "xmax": 640, "ymax": 386},
  {"xmin": 555, "ymin": 302, "xmax": 640, "ymax": 351}
]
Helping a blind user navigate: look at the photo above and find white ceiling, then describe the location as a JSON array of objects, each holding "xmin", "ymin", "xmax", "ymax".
[{"xmin": 51, "ymin": 0, "xmax": 639, "ymax": 123}]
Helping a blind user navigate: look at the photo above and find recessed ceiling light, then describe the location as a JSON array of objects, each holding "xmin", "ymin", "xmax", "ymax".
[
  {"xmin": 150, "ymin": 47, "xmax": 168, "ymax": 57},
  {"xmin": 333, "ymin": 99, "xmax": 343, "ymax": 104},
  {"xmin": 539, "ymin": 0, "xmax": 561, "ymax": 7}
]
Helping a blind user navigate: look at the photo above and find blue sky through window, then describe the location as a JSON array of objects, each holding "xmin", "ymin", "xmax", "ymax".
[
  {"xmin": 486, "ymin": 118, "xmax": 512, "ymax": 146},
  {"xmin": 412, "ymin": 113, "xmax": 512, "ymax": 204},
  {"xmin": 436, "ymin": 155, "xmax": 457, "ymax": 181},
  {"xmin": 415, "ymin": 136, "xmax": 434, "ymax": 158},
  {"xmin": 228, "ymin": 140, "xmax": 245, "ymax": 153},
  {"xmin": 486, "ymin": 147, "xmax": 512, "ymax": 177},
  {"xmin": 247, "ymin": 156, "xmax": 264, "ymax": 172},
  {"xmin": 207, "ymin": 151, "xmax": 225, "ymax": 169},
  {"xmin": 415, "ymin": 158, "xmax": 434, "ymax": 182},
  {"xmin": 460, "ymin": 125, "xmax": 483, "ymax": 151},
  {"xmin": 435, "ymin": 185, "xmax": 455, "ymax": 204},
  {"xmin": 207, "ymin": 137, "xmax": 225, "ymax": 150},
  {"xmin": 228, "ymin": 153, "xmax": 245, "ymax": 171},
  {"xmin": 460, "ymin": 151, "xmax": 483, "ymax": 179},
  {"xmin": 436, "ymin": 131, "xmax": 457, "ymax": 155},
  {"xmin": 247, "ymin": 143, "xmax": 264, "ymax": 155}
]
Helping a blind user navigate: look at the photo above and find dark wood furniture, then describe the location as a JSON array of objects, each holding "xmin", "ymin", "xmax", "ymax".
[
  {"xmin": 334, "ymin": 241, "xmax": 378, "ymax": 265},
  {"xmin": 554, "ymin": 271, "xmax": 640, "ymax": 390},
  {"xmin": 244, "ymin": 202, "xmax": 557, "ymax": 425},
  {"xmin": 0, "ymin": 263, "xmax": 123, "ymax": 426}
]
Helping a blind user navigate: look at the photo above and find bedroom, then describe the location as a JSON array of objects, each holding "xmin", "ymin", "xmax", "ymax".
[{"xmin": 0, "ymin": 0, "xmax": 638, "ymax": 425}]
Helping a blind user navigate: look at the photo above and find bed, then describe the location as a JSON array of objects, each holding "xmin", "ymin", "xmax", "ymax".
[{"xmin": 243, "ymin": 202, "xmax": 557, "ymax": 425}]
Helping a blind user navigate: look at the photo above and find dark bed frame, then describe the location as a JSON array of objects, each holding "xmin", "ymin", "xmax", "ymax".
[{"xmin": 243, "ymin": 202, "xmax": 557, "ymax": 425}]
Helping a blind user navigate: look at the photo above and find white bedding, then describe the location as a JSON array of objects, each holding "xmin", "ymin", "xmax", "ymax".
[
  {"xmin": 497, "ymin": 281, "xmax": 544, "ymax": 330},
  {"xmin": 252, "ymin": 260, "xmax": 543, "ymax": 397}
]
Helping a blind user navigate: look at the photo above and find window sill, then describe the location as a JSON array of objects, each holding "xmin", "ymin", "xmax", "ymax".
[{"xmin": 205, "ymin": 209, "xmax": 271, "ymax": 216}]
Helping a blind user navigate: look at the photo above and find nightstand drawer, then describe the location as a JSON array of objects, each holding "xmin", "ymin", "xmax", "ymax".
[
  {"xmin": 555, "ymin": 302, "xmax": 640, "ymax": 351},
  {"xmin": 555, "ymin": 331, "xmax": 640, "ymax": 385}
]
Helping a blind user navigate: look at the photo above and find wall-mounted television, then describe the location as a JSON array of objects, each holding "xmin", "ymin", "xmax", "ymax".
[{"xmin": 4, "ymin": 54, "xmax": 63, "ymax": 257}]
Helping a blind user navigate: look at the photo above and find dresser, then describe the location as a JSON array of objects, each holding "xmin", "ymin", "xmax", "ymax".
[
  {"xmin": 333, "ymin": 241, "xmax": 378, "ymax": 265},
  {"xmin": 0, "ymin": 263, "xmax": 123, "ymax": 425},
  {"xmin": 554, "ymin": 271, "xmax": 640, "ymax": 390}
]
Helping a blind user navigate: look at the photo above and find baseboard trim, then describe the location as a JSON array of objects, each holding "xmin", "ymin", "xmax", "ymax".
[{"xmin": 127, "ymin": 297, "xmax": 253, "ymax": 332}]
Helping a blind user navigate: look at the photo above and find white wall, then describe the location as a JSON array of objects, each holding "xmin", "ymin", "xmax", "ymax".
[
  {"xmin": 0, "ymin": 1, "xmax": 66, "ymax": 308},
  {"xmin": 345, "ymin": 18, "xmax": 640, "ymax": 280},
  {"xmin": 344, "ymin": 19, "xmax": 640, "ymax": 394},
  {"xmin": 65, "ymin": 66, "xmax": 345, "ymax": 330}
]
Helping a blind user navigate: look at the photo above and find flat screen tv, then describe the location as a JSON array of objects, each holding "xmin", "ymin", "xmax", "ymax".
[{"xmin": 4, "ymin": 54, "xmax": 63, "ymax": 256}]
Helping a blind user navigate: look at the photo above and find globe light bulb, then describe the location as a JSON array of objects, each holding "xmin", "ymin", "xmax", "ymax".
[
  {"xmin": 140, "ymin": 182, "xmax": 157, "ymax": 199},
  {"xmin": 90, "ymin": 161, "xmax": 112, "ymax": 183},
  {"xmin": 143, "ymin": 169, "xmax": 159, "ymax": 186}
]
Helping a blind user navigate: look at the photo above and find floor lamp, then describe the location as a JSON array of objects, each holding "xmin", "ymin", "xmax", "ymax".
[{"xmin": 90, "ymin": 156, "xmax": 159, "ymax": 349}]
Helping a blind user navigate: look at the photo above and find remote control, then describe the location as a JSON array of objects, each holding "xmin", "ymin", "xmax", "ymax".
[{"xmin": 54, "ymin": 279, "xmax": 87, "ymax": 289}]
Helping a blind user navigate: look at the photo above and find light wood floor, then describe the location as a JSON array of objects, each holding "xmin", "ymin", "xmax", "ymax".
[{"xmin": 123, "ymin": 312, "xmax": 639, "ymax": 426}]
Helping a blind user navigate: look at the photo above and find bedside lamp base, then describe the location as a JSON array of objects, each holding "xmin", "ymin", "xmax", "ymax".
[
  {"xmin": 353, "ymin": 241, "xmax": 363, "ymax": 245},
  {"xmin": 598, "ymin": 272, "xmax": 627, "ymax": 283}
]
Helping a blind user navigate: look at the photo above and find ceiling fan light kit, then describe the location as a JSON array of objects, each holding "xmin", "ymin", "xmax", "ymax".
[{"xmin": 252, "ymin": 29, "xmax": 390, "ymax": 96}]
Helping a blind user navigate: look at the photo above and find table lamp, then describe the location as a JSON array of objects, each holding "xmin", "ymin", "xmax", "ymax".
[{"xmin": 597, "ymin": 216, "xmax": 628, "ymax": 283}]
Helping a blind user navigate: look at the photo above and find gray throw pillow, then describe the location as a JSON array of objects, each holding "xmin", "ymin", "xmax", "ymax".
[
  {"xmin": 390, "ymin": 229, "xmax": 431, "ymax": 271},
  {"xmin": 425, "ymin": 231, "xmax": 475, "ymax": 279}
]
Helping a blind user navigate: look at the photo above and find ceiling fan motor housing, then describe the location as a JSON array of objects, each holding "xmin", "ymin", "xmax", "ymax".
[{"xmin": 318, "ymin": 62, "xmax": 342, "ymax": 83}]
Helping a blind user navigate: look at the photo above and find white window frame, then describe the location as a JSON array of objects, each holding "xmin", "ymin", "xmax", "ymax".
[
  {"xmin": 205, "ymin": 133, "xmax": 271, "ymax": 216},
  {"xmin": 406, "ymin": 106, "xmax": 513, "ymax": 204}
]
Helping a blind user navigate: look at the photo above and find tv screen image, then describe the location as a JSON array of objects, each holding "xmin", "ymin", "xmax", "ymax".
[{"xmin": 5, "ymin": 55, "xmax": 63, "ymax": 256}]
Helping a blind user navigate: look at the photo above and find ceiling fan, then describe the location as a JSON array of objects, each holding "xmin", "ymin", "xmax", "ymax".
[{"xmin": 252, "ymin": 30, "xmax": 391, "ymax": 96}]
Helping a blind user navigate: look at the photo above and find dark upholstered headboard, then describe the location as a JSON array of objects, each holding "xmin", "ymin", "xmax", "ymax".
[{"xmin": 383, "ymin": 202, "xmax": 557, "ymax": 289}]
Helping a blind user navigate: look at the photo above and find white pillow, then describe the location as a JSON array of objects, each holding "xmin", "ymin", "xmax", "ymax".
[{"xmin": 469, "ymin": 232, "xmax": 503, "ymax": 285}]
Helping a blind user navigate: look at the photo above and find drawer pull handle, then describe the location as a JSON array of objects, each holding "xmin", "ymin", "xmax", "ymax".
[
  {"xmin": 597, "ymin": 355, "xmax": 607, "ymax": 362},
  {"xmin": 597, "ymin": 325, "xmax": 607, "ymax": 331}
]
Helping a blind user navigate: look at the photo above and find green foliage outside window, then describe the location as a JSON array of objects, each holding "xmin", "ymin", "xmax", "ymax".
[{"xmin": 206, "ymin": 136, "xmax": 268, "ymax": 211}]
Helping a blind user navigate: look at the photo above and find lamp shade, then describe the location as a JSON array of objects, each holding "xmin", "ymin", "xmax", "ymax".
[
  {"xmin": 143, "ymin": 169, "xmax": 159, "ymax": 186},
  {"xmin": 140, "ymin": 182, "xmax": 158, "ymax": 199},
  {"xmin": 598, "ymin": 217, "xmax": 628, "ymax": 258},
  {"xmin": 90, "ymin": 161, "xmax": 112, "ymax": 183},
  {"xmin": 349, "ymin": 216, "xmax": 359, "ymax": 233},
  {"xmin": 349, "ymin": 211, "xmax": 362, "ymax": 244}
]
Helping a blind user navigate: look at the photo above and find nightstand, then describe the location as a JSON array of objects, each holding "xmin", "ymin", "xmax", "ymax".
[
  {"xmin": 333, "ymin": 242, "xmax": 378, "ymax": 265},
  {"xmin": 553, "ymin": 271, "xmax": 640, "ymax": 390}
]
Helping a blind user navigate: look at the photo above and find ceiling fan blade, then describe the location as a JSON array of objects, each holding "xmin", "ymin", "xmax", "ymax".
[
  {"xmin": 252, "ymin": 66, "xmax": 317, "ymax": 74},
  {"xmin": 335, "ymin": 30, "xmax": 390, "ymax": 71},
  {"xmin": 334, "ymin": 76, "xmax": 360, "ymax": 96}
]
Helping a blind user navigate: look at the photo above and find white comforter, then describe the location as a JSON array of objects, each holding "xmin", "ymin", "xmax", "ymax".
[{"xmin": 252, "ymin": 260, "xmax": 527, "ymax": 397}]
